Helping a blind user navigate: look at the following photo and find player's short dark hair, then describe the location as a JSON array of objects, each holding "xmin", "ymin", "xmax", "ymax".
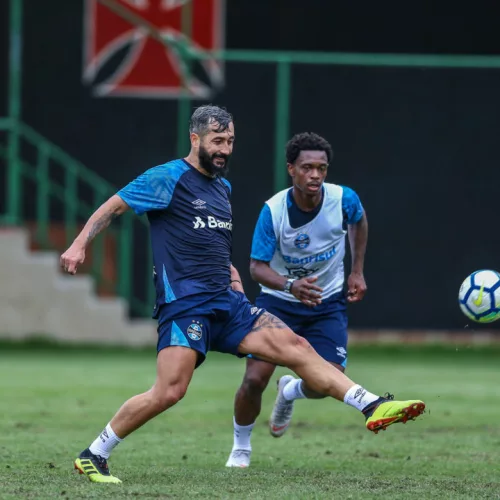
[
  {"xmin": 285, "ymin": 132, "xmax": 333, "ymax": 164},
  {"xmin": 189, "ymin": 105, "xmax": 233, "ymax": 136}
]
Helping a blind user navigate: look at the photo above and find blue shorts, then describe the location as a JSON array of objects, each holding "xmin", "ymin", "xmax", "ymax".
[
  {"xmin": 156, "ymin": 289, "xmax": 265, "ymax": 366},
  {"xmin": 254, "ymin": 291, "xmax": 348, "ymax": 367}
]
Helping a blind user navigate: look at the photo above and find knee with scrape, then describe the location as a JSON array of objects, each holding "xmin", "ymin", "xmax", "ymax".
[{"xmin": 294, "ymin": 335, "xmax": 312, "ymax": 349}]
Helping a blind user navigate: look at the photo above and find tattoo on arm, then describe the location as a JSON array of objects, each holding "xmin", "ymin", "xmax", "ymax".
[
  {"xmin": 250, "ymin": 312, "xmax": 288, "ymax": 333},
  {"xmin": 86, "ymin": 211, "xmax": 118, "ymax": 243}
]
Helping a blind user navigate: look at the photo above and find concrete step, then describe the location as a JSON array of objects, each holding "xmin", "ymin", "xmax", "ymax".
[{"xmin": 0, "ymin": 227, "xmax": 156, "ymax": 346}]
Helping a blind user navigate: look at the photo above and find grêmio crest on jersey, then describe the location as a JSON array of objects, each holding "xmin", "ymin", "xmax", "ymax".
[{"xmin": 82, "ymin": 0, "xmax": 225, "ymax": 98}]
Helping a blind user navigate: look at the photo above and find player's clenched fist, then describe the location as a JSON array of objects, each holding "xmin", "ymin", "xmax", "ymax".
[
  {"xmin": 347, "ymin": 272, "xmax": 367, "ymax": 303},
  {"xmin": 291, "ymin": 276, "xmax": 323, "ymax": 307},
  {"xmin": 60, "ymin": 244, "xmax": 86, "ymax": 275}
]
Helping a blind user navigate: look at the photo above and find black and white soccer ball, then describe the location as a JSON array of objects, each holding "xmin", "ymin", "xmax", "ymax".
[{"xmin": 458, "ymin": 269, "xmax": 500, "ymax": 323}]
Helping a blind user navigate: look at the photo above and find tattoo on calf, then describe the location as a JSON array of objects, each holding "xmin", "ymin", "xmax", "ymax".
[{"xmin": 251, "ymin": 312, "xmax": 288, "ymax": 333}]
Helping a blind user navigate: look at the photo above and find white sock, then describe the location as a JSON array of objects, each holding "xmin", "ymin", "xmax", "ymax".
[
  {"xmin": 232, "ymin": 417, "xmax": 254, "ymax": 451},
  {"xmin": 282, "ymin": 378, "xmax": 307, "ymax": 402},
  {"xmin": 343, "ymin": 384, "xmax": 379, "ymax": 412},
  {"xmin": 89, "ymin": 423, "xmax": 122, "ymax": 459}
]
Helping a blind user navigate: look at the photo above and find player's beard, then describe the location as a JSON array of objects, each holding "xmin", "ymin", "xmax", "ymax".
[{"xmin": 198, "ymin": 145, "xmax": 230, "ymax": 177}]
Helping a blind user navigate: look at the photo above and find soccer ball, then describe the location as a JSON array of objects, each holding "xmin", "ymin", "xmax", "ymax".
[{"xmin": 458, "ymin": 269, "xmax": 500, "ymax": 323}]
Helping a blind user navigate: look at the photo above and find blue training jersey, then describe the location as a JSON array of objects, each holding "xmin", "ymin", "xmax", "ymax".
[{"xmin": 117, "ymin": 159, "xmax": 233, "ymax": 315}]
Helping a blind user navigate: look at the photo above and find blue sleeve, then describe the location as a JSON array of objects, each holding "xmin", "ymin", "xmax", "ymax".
[
  {"xmin": 117, "ymin": 161, "xmax": 189, "ymax": 216},
  {"xmin": 341, "ymin": 186, "xmax": 364, "ymax": 224},
  {"xmin": 221, "ymin": 178, "xmax": 231, "ymax": 194},
  {"xmin": 250, "ymin": 205, "xmax": 277, "ymax": 262}
]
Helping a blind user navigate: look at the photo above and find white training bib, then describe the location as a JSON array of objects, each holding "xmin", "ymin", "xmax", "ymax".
[{"xmin": 263, "ymin": 183, "xmax": 347, "ymax": 301}]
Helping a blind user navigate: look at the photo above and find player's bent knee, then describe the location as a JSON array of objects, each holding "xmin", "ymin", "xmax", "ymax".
[
  {"xmin": 279, "ymin": 333, "xmax": 313, "ymax": 354},
  {"xmin": 273, "ymin": 334, "xmax": 315, "ymax": 368},
  {"xmin": 241, "ymin": 372, "xmax": 271, "ymax": 394},
  {"xmin": 150, "ymin": 383, "xmax": 188, "ymax": 413},
  {"xmin": 293, "ymin": 334, "xmax": 313, "ymax": 350}
]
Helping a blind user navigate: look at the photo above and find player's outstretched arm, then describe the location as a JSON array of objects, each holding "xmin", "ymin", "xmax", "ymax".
[
  {"xmin": 60, "ymin": 195, "xmax": 130, "ymax": 275},
  {"xmin": 347, "ymin": 211, "xmax": 368, "ymax": 302}
]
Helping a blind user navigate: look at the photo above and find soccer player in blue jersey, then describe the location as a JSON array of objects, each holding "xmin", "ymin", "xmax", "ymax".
[
  {"xmin": 226, "ymin": 132, "xmax": 370, "ymax": 468},
  {"xmin": 61, "ymin": 106, "xmax": 425, "ymax": 483}
]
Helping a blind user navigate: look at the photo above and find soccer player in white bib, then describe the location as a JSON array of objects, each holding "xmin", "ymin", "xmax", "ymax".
[{"xmin": 226, "ymin": 132, "xmax": 370, "ymax": 468}]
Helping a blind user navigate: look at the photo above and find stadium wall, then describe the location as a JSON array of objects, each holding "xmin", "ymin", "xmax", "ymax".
[{"xmin": 0, "ymin": 1, "xmax": 499, "ymax": 332}]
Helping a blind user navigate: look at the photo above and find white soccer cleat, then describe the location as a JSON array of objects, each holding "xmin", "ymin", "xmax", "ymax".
[
  {"xmin": 269, "ymin": 375, "xmax": 295, "ymax": 437},
  {"xmin": 225, "ymin": 449, "xmax": 251, "ymax": 468}
]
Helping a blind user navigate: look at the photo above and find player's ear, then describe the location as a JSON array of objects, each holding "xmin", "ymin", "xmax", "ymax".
[
  {"xmin": 287, "ymin": 163, "xmax": 295, "ymax": 177},
  {"xmin": 190, "ymin": 132, "xmax": 201, "ymax": 148}
]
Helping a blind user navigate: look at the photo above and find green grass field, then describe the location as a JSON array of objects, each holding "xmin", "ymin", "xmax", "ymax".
[{"xmin": 0, "ymin": 342, "xmax": 499, "ymax": 499}]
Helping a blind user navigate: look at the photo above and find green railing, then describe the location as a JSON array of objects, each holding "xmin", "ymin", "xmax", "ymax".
[
  {"xmin": 4, "ymin": 0, "xmax": 500, "ymax": 318},
  {"xmin": 0, "ymin": 119, "xmax": 154, "ymax": 316},
  {"xmin": 1, "ymin": 0, "xmax": 155, "ymax": 316}
]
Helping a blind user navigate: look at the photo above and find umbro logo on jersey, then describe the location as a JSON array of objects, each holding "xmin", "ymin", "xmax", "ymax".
[
  {"xmin": 285, "ymin": 266, "xmax": 318, "ymax": 279},
  {"xmin": 192, "ymin": 199, "xmax": 207, "ymax": 209},
  {"xmin": 193, "ymin": 216, "xmax": 233, "ymax": 231}
]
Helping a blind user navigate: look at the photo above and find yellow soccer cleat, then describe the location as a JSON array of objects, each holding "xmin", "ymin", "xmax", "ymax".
[
  {"xmin": 74, "ymin": 448, "xmax": 122, "ymax": 484},
  {"xmin": 364, "ymin": 394, "xmax": 425, "ymax": 434}
]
